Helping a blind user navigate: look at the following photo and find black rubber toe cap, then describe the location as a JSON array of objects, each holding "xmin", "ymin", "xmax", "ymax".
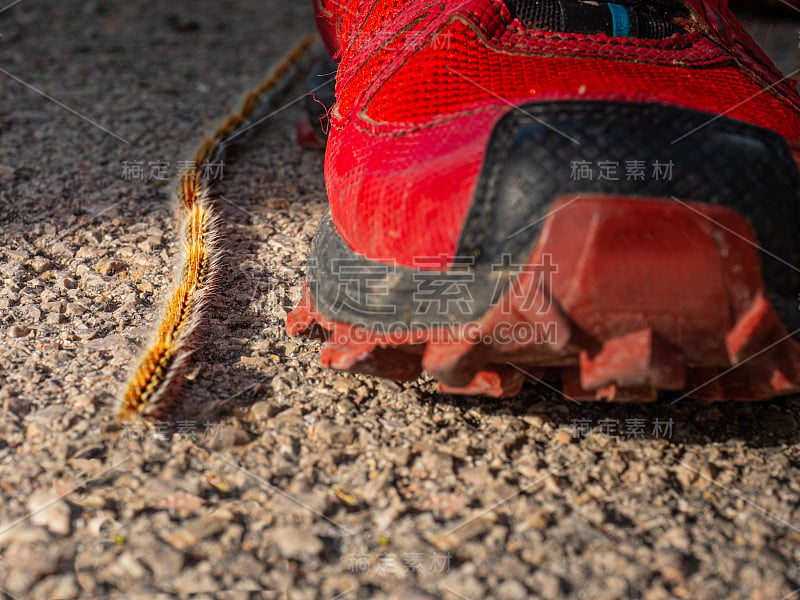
[{"xmin": 461, "ymin": 101, "xmax": 800, "ymax": 299}]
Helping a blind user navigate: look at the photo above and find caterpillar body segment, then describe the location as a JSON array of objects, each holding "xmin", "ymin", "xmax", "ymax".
[
  {"xmin": 118, "ymin": 35, "xmax": 316, "ymax": 422},
  {"xmin": 118, "ymin": 185, "xmax": 220, "ymax": 422}
]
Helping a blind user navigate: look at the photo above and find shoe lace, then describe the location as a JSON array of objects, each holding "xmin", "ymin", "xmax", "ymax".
[{"xmin": 504, "ymin": 0, "xmax": 690, "ymax": 38}]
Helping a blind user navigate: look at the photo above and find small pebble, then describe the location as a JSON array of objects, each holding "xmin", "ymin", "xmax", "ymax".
[
  {"xmin": 8, "ymin": 324, "xmax": 30, "ymax": 338},
  {"xmin": 28, "ymin": 492, "xmax": 71, "ymax": 536}
]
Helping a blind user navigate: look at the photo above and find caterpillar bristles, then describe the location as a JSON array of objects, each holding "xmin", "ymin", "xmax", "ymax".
[{"xmin": 117, "ymin": 35, "xmax": 316, "ymax": 422}]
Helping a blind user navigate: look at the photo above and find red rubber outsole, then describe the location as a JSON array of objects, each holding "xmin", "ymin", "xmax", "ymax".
[{"xmin": 287, "ymin": 196, "xmax": 800, "ymax": 402}]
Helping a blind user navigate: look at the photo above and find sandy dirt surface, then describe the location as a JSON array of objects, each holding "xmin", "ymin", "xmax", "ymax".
[{"xmin": 1, "ymin": 2, "xmax": 800, "ymax": 598}]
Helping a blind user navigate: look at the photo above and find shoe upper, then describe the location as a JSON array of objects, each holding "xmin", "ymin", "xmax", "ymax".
[{"xmin": 313, "ymin": 0, "xmax": 800, "ymax": 268}]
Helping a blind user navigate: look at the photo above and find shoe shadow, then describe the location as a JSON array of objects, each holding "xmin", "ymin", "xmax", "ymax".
[{"xmin": 433, "ymin": 382, "xmax": 800, "ymax": 449}]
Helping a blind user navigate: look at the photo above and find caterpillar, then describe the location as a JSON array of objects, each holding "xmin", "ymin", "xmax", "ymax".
[{"xmin": 117, "ymin": 35, "xmax": 316, "ymax": 422}]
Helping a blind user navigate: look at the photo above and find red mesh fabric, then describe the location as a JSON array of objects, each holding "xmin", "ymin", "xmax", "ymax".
[
  {"xmin": 365, "ymin": 19, "xmax": 800, "ymax": 140},
  {"xmin": 335, "ymin": 0, "xmax": 411, "ymax": 57},
  {"xmin": 313, "ymin": 0, "xmax": 340, "ymax": 58},
  {"xmin": 684, "ymin": 0, "xmax": 797, "ymax": 98},
  {"xmin": 320, "ymin": 0, "xmax": 800, "ymax": 267},
  {"xmin": 336, "ymin": 2, "xmax": 449, "ymax": 116},
  {"xmin": 326, "ymin": 107, "xmax": 504, "ymax": 268}
]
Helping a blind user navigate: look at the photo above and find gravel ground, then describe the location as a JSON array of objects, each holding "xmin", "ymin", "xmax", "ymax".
[{"xmin": 1, "ymin": 2, "xmax": 800, "ymax": 599}]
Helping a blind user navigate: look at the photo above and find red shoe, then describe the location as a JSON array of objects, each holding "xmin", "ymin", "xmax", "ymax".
[{"xmin": 288, "ymin": 0, "xmax": 800, "ymax": 402}]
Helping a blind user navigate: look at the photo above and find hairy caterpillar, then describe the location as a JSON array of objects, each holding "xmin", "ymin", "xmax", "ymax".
[{"xmin": 117, "ymin": 35, "xmax": 316, "ymax": 422}]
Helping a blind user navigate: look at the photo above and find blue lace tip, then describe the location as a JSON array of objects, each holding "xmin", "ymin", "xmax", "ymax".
[{"xmin": 608, "ymin": 3, "xmax": 631, "ymax": 38}]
